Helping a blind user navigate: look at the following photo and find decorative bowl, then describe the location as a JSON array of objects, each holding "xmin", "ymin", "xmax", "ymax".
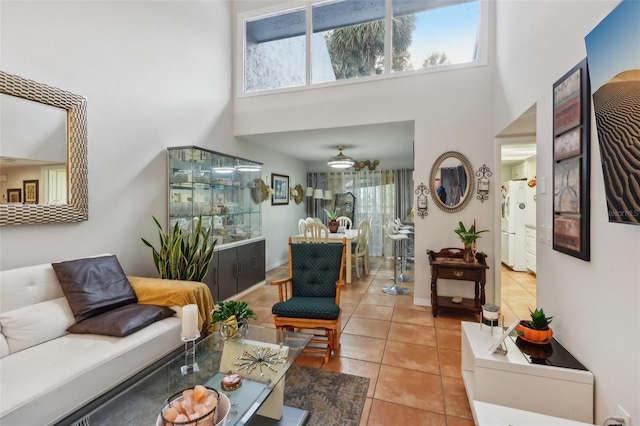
[
  {"xmin": 515, "ymin": 321, "xmax": 553, "ymax": 345},
  {"xmin": 157, "ymin": 391, "xmax": 230, "ymax": 426},
  {"xmin": 158, "ymin": 387, "xmax": 218, "ymax": 426}
]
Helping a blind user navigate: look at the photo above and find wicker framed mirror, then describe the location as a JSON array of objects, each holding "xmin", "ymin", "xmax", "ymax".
[{"xmin": 0, "ymin": 71, "xmax": 88, "ymax": 225}]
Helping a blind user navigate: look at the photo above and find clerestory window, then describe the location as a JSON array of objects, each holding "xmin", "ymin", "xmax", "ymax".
[{"xmin": 242, "ymin": 0, "xmax": 482, "ymax": 94}]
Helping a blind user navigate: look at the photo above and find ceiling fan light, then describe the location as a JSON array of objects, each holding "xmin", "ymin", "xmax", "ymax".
[{"xmin": 327, "ymin": 146, "xmax": 355, "ymax": 169}]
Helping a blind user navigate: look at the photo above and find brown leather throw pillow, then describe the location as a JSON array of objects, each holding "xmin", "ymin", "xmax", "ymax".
[
  {"xmin": 52, "ymin": 255, "xmax": 137, "ymax": 323},
  {"xmin": 67, "ymin": 304, "xmax": 175, "ymax": 337}
]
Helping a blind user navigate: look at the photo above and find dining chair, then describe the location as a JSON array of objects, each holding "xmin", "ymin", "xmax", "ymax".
[
  {"xmin": 336, "ymin": 216, "xmax": 352, "ymax": 230},
  {"xmin": 304, "ymin": 222, "xmax": 329, "ymax": 243},
  {"xmin": 351, "ymin": 219, "xmax": 371, "ymax": 278},
  {"xmin": 298, "ymin": 218, "xmax": 307, "ymax": 235},
  {"xmin": 271, "ymin": 237, "xmax": 346, "ymax": 363}
]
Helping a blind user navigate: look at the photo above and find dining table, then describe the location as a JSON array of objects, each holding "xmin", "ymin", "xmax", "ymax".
[{"xmin": 291, "ymin": 229, "xmax": 359, "ymax": 284}]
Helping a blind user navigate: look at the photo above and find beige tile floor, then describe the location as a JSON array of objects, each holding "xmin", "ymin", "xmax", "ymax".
[{"xmin": 240, "ymin": 257, "xmax": 536, "ymax": 426}]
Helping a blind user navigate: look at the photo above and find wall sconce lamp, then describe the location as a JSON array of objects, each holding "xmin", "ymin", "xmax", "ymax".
[{"xmin": 476, "ymin": 164, "xmax": 492, "ymax": 203}]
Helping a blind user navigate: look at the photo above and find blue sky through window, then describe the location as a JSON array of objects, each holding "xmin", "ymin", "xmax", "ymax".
[{"xmin": 401, "ymin": 1, "xmax": 480, "ymax": 69}]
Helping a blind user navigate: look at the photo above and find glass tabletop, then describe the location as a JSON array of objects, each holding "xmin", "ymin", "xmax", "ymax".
[{"xmin": 83, "ymin": 326, "xmax": 312, "ymax": 425}]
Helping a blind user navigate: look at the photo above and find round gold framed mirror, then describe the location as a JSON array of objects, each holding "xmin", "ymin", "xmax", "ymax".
[{"xmin": 430, "ymin": 151, "xmax": 474, "ymax": 213}]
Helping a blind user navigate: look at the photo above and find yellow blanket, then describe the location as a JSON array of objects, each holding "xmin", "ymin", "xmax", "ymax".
[{"xmin": 128, "ymin": 276, "xmax": 214, "ymax": 331}]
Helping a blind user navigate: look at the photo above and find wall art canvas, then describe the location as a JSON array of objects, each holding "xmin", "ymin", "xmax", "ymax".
[
  {"xmin": 23, "ymin": 180, "xmax": 39, "ymax": 204},
  {"xmin": 552, "ymin": 59, "xmax": 590, "ymax": 260},
  {"xmin": 554, "ymin": 159, "xmax": 581, "ymax": 214},
  {"xmin": 271, "ymin": 174, "xmax": 289, "ymax": 205},
  {"xmin": 585, "ymin": 0, "xmax": 640, "ymax": 225},
  {"xmin": 7, "ymin": 188, "xmax": 21, "ymax": 203},
  {"xmin": 554, "ymin": 216, "xmax": 582, "ymax": 253},
  {"xmin": 554, "ymin": 127, "xmax": 582, "ymax": 161},
  {"xmin": 553, "ymin": 67, "xmax": 582, "ymax": 136}
]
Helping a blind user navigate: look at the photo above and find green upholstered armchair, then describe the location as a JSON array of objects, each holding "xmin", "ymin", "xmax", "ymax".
[{"xmin": 271, "ymin": 237, "xmax": 346, "ymax": 363}]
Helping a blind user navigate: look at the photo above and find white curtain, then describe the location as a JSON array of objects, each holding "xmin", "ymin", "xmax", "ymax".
[{"xmin": 327, "ymin": 170, "xmax": 395, "ymax": 257}]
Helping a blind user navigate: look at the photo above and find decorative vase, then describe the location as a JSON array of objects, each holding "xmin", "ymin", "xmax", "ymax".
[
  {"xmin": 482, "ymin": 305, "xmax": 500, "ymax": 321},
  {"xmin": 515, "ymin": 321, "xmax": 553, "ymax": 344},
  {"xmin": 463, "ymin": 244, "xmax": 475, "ymax": 263},
  {"xmin": 328, "ymin": 221, "xmax": 339, "ymax": 233},
  {"xmin": 217, "ymin": 318, "xmax": 249, "ymax": 341}
]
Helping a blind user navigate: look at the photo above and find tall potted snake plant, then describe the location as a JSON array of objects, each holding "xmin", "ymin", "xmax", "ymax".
[{"xmin": 141, "ymin": 215, "xmax": 217, "ymax": 282}]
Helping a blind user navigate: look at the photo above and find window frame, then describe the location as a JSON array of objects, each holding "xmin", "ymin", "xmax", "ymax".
[{"xmin": 236, "ymin": 0, "xmax": 489, "ymax": 98}]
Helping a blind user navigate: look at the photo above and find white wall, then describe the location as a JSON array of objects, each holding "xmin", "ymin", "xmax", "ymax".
[
  {"xmin": 235, "ymin": 138, "xmax": 308, "ymax": 269},
  {"xmin": 494, "ymin": 1, "xmax": 640, "ymax": 422},
  {"xmin": 0, "ymin": 1, "xmax": 237, "ymax": 274},
  {"xmin": 0, "ymin": 1, "xmax": 308, "ymax": 275},
  {"xmin": 232, "ymin": 0, "xmax": 497, "ymax": 306}
]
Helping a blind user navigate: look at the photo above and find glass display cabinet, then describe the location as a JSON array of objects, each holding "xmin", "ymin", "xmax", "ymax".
[
  {"xmin": 167, "ymin": 146, "xmax": 263, "ymax": 244},
  {"xmin": 168, "ymin": 146, "xmax": 265, "ymax": 301}
]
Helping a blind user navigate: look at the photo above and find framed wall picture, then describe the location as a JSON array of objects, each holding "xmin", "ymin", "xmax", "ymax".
[
  {"xmin": 552, "ymin": 59, "xmax": 590, "ymax": 260},
  {"xmin": 23, "ymin": 180, "xmax": 39, "ymax": 204},
  {"xmin": 7, "ymin": 188, "xmax": 21, "ymax": 204},
  {"xmin": 334, "ymin": 192, "xmax": 356, "ymax": 222},
  {"xmin": 271, "ymin": 174, "xmax": 289, "ymax": 206}
]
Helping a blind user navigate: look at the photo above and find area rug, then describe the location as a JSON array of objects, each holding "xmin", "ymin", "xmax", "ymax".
[{"xmin": 283, "ymin": 364, "xmax": 370, "ymax": 426}]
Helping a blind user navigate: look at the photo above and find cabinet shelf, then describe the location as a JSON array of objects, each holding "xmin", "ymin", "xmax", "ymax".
[
  {"xmin": 167, "ymin": 146, "xmax": 263, "ymax": 242},
  {"xmin": 169, "ymin": 182, "xmax": 257, "ymax": 190}
]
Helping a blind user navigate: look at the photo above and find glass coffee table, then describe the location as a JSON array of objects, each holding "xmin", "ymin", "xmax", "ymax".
[{"xmin": 58, "ymin": 326, "xmax": 312, "ymax": 426}]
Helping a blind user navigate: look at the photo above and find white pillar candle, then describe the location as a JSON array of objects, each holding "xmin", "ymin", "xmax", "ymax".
[{"xmin": 181, "ymin": 304, "xmax": 199, "ymax": 339}]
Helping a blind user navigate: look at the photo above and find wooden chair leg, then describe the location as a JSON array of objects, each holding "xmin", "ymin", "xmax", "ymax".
[{"xmin": 325, "ymin": 329, "xmax": 333, "ymax": 363}]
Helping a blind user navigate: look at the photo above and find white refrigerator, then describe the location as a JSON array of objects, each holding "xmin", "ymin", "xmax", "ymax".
[{"xmin": 501, "ymin": 180, "xmax": 529, "ymax": 271}]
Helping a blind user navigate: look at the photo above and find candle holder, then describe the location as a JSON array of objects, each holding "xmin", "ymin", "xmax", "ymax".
[{"xmin": 180, "ymin": 333, "xmax": 201, "ymax": 375}]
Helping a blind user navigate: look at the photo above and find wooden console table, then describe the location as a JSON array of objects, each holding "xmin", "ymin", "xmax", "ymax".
[{"xmin": 427, "ymin": 248, "xmax": 489, "ymax": 317}]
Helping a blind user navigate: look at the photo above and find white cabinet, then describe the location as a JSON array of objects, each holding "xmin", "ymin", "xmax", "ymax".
[
  {"xmin": 461, "ymin": 322, "xmax": 593, "ymax": 424},
  {"xmin": 525, "ymin": 226, "xmax": 536, "ymax": 273},
  {"xmin": 511, "ymin": 162, "xmax": 528, "ymax": 180}
]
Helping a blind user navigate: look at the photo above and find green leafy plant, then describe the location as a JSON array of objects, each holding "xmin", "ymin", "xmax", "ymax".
[
  {"xmin": 324, "ymin": 208, "xmax": 341, "ymax": 221},
  {"xmin": 527, "ymin": 308, "xmax": 553, "ymax": 330},
  {"xmin": 211, "ymin": 300, "xmax": 257, "ymax": 324},
  {"xmin": 141, "ymin": 215, "xmax": 216, "ymax": 282},
  {"xmin": 454, "ymin": 221, "xmax": 489, "ymax": 245}
]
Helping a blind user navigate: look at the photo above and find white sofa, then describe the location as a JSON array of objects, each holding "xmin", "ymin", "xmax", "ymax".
[{"xmin": 0, "ymin": 257, "xmax": 198, "ymax": 426}]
